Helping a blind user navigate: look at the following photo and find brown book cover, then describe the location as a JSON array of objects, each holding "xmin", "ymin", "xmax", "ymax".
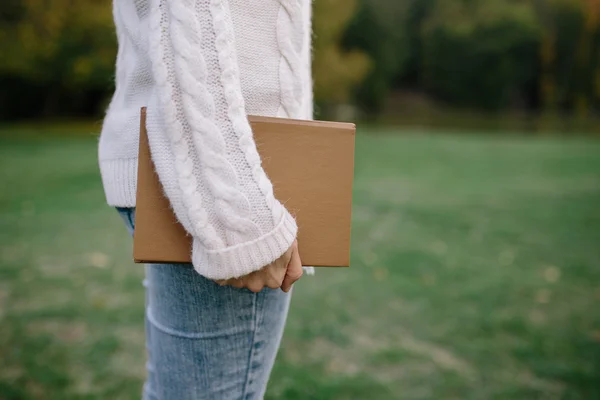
[{"xmin": 133, "ymin": 108, "xmax": 355, "ymax": 267}]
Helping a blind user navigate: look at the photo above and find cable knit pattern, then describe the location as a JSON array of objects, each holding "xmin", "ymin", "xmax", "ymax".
[
  {"xmin": 99, "ymin": 0, "xmax": 312, "ymax": 279},
  {"xmin": 147, "ymin": 0, "xmax": 221, "ymax": 247},
  {"xmin": 168, "ymin": 0, "xmax": 262, "ymax": 237},
  {"xmin": 210, "ymin": 0, "xmax": 281, "ymax": 224},
  {"xmin": 277, "ymin": 0, "xmax": 305, "ymax": 118}
]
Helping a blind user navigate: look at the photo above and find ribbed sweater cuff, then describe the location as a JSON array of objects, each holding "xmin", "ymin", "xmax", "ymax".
[
  {"xmin": 192, "ymin": 211, "xmax": 298, "ymax": 280},
  {"xmin": 99, "ymin": 158, "xmax": 138, "ymax": 207}
]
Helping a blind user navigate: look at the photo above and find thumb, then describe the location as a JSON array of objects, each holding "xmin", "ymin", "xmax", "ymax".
[{"xmin": 281, "ymin": 245, "xmax": 302, "ymax": 293}]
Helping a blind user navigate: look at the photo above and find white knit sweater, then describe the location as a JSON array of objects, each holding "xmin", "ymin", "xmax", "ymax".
[{"xmin": 99, "ymin": 0, "xmax": 313, "ymax": 280}]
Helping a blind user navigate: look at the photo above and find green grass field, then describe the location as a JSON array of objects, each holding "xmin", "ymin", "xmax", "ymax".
[{"xmin": 1, "ymin": 128, "xmax": 599, "ymax": 400}]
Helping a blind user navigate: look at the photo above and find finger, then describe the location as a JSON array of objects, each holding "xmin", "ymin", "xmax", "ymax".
[
  {"xmin": 281, "ymin": 247, "xmax": 303, "ymax": 293},
  {"xmin": 265, "ymin": 262, "xmax": 287, "ymax": 289},
  {"xmin": 245, "ymin": 273, "xmax": 264, "ymax": 293},
  {"xmin": 247, "ymin": 281, "xmax": 264, "ymax": 293},
  {"xmin": 230, "ymin": 277, "xmax": 245, "ymax": 289},
  {"xmin": 216, "ymin": 278, "xmax": 234, "ymax": 287},
  {"xmin": 266, "ymin": 275, "xmax": 282, "ymax": 290}
]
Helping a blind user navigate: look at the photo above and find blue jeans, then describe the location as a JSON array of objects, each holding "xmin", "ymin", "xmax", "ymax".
[{"xmin": 117, "ymin": 208, "xmax": 291, "ymax": 400}]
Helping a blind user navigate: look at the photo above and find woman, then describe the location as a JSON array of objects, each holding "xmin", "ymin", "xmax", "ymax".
[{"xmin": 99, "ymin": 0, "xmax": 313, "ymax": 398}]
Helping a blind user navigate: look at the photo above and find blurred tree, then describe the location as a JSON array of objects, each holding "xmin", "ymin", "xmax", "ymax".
[
  {"xmin": 0, "ymin": 0, "xmax": 597, "ymax": 120},
  {"xmin": 0, "ymin": 0, "xmax": 115, "ymax": 119},
  {"xmin": 421, "ymin": 0, "xmax": 542, "ymax": 110},
  {"xmin": 580, "ymin": 0, "xmax": 599, "ymax": 112},
  {"xmin": 539, "ymin": 3, "xmax": 558, "ymax": 111},
  {"xmin": 312, "ymin": 0, "xmax": 371, "ymax": 114},
  {"xmin": 342, "ymin": 0, "xmax": 410, "ymax": 114},
  {"xmin": 537, "ymin": 0, "xmax": 600, "ymax": 113},
  {"xmin": 543, "ymin": 0, "xmax": 586, "ymax": 111},
  {"xmin": 402, "ymin": 0, "xmax": 437, "ymax": 89}
]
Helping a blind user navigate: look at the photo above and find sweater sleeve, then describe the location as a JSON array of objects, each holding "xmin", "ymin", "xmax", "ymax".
[{"xmin": 144, "ymin": 0, "xmax": 297, "ymax": 280}]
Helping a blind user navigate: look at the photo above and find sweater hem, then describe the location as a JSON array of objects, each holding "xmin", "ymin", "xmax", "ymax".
[
  {"xmin": 99, "ymin": 158, "xmax": 138, "ymax": 207},
  {"xmin": 192, "ymin": 209, "xmax": 298, "ymax": 280}
]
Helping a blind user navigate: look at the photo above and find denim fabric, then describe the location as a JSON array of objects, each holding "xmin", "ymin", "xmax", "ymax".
[{"xmin": 116, "ymin": 208, "xmax": 291, "ymax": 400}]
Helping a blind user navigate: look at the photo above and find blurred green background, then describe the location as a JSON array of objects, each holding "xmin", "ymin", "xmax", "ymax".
[
  {"xmin": 1, "ymin": 0, "xmax": 599, "ymax": 126},
  {"xmin": 1, "ymin": 0, "xmax": 600, "ymax": 399}
]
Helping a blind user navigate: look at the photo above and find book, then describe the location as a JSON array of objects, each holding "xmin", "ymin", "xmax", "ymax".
[{"xmin": 133, "ymin": 107, "xmax": 355, "ymax": 267}]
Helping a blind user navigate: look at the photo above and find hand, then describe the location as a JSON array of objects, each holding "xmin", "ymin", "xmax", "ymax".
[{"xmin": 216, "ymin": 240, "xmax": 303, "ymax": 293}]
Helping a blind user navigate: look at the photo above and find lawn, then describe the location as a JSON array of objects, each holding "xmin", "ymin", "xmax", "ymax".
[{"xmin": 1, "ymin": 128, "xmax": 599, "ymax": 400}]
